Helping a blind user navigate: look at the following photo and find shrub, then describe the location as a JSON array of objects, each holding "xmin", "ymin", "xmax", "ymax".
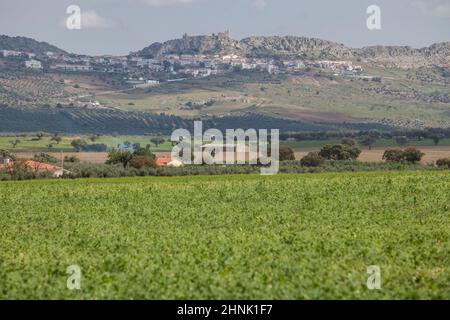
[
  {"xmin": 279, "ymin": 147, "xmax": 296, "ymax": 161},
  {"xmin": 403, "ymin": 147, "xmax": 425, "ymax": 163},
  {"xmin": 341, "ymin": 138, "xmax": 357, "ymax": 146},
  {"xmin": 301, "ymin": 152, "xmax": 325, "ymax": 167},
  {"xmin": 319, "ymin": 144, "xmax": 361, "ymax": 161},
  {"xmin": 82, "ymin": 144, "xmax": 108, "ymax": 152},
  {"xmin": 130, "ymin": 155, "xmax": 156, "ymax": 169},
  {"xmin": 360, "ymin": 135, "xmax": 377, "ymax": 150},
  {"xmin": 436, "ymin": 158, "xmax": 450, "ymax": 168},
  {"xmin": 71, "ymin": 139, "xmax": 87, "ymax": 152},
  {"xmin": 106, "ymin": 149, "xmax": 133, "ymax": 168},
  {"xmin": 383, "ymin": 148, "xmax": 405, "ymax": 162},
  {"xmin": 64, "ymin": 156, "xmax": 80, "ymax": 163},
  {"xmin": 0, "ymin": 149, "xmax": 16, "ymax": 161},
  {"xmin": 395, "ymin": 136, "xmax": 409, "ymax": 146},
  {"xmin": 33, "ymin": 153, "xmax": 58, "ymax": 164}
]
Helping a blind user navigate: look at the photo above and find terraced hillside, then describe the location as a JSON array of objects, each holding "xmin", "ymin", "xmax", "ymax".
[
  {"xmin": 0, "ymin": 105, "xmax": 356, "ymax": 134},
  {"xmin": 98, "ymin": 69, "xmax": 450, "ymax": 129},
  {"xmin": 0, "ymin": 72, "xmax": 66, "ymax": 106}
]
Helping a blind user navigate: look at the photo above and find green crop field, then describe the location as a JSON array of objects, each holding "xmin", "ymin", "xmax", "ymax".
[
  {"xmin": 0, "ymin": 135, "xmax": 174, "ymax": 153},
  {"xmin": 0, "ymin": 171, "xmax": 449, "ymax": 299},
  {"xmin": 2, "ymin": 134, "xmax": 450, "ymax": 154}
]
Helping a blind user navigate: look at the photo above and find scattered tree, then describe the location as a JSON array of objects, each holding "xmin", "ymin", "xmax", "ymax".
[
  {"xmin": 36, "ymin": 132, "xmax": 45, "ymax": 141},
  {"xmin": 395, "ymin": 136, "xmax": 409, "ymax": 147},
  {"xmin": 279, "ymin": 147, "xmax": 296, "ymax": 161},
  {"xmin": 382, "ymin": 148, "xmax": 405, "ymax": 162},
  {"xmin": 64, "ymin": 156, "xmax": 81, "ymax": 163},
  {"xmin": 403, "ymin": 147, "xmax": 424, "ymax": 163},
  {"xmin": 9, "ymin": 139, "xmax": 20, "ymax": 149},
  {"xmin": 300, "ymin": 152, "xmax": 325, "ymax": 167},
  {"xmin": 51, "ymin": 133, "xmax": 62, "ymax": 144},
  {"xmin": 431, "ymin": 134, "xmax": 445, "ymax": 146},
  {"xmin": 71, "ymin": 139, "xmax": 87, "ymax": 152},
  {"xmin": 341, "ymin": 137, "xmax": 357, "ymax": 146},
  {"xmin": 436, "ymin": 158, "xmax": 450, "ymax": 168},
  {"xmin": 361, "ymin": 135, "xmax": 377, "ymax": 150},
  {"xmin": 130, "ymin": 156, "xmax": 156, "ymax": 169},
  {"xmin": 106, "ymin": 149, "xmax": 133, "ymax": 168},
  {"xmin": 319, "ymin": 144, "xmax": 361, "ymax": 161},
  {"xmin": 0, "ymin": 149, "xmax": 16, "ymax": 161},
  {"xmin": 33, "ymin": 153, "xmax": 58, "ymax": 164},
  {"xmin": 151, "ymin": 137, "xmax": 166, "ymax": 147}
]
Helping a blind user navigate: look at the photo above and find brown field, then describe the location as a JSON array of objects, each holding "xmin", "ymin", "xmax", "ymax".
[
  {"xmin": 14, "ymin": 147, "xmax": 450, "ymax": 166},
  {"xmin": 16, "ymin": 152, "xmax": 109, "ymax": 164},
  {"xmin": 295, "ymin": 146, "xmax": 450, "ymax": 164},
  {"xmin": 15, "ymin": 152, "xmax": 171, "ymax": 164}
]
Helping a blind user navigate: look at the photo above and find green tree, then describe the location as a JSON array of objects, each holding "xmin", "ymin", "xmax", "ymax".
[
  {"xmin": 106, "ymin": 149, "xmax": 133, "ymax": 168},
  {"xmin": 436, "ymin": 158, "xmax": 450, "ymax": 168},
  {"xmin": 36, "ymin": 132, "xmax": 45, "ymax": 140},
  {"xmin": 51, "ymin": 134, "xmax": 62, "ymax": 144},
  {"xmin": 300, "ymin": 152, "xmax": 325, "ymax": 167},
  {"xmin": 9, "ymin": 139, "xmax": 20, "ymax": 149},
  {"xmin": 341, "ymin": 137, "xmax": 357, "ymax": 146},
  {"xmin": 382, "ymin": 148, "xmax": 404, "ymax": 162},
  {"xmin": 361, "ymin": 135, "xmax": 377, "ymax": 150},
  {"xmin": 130, "ymin": 156, "xmax": 156, "ymax": 169},
  {"xmin": 151, "ymin": 137, "xmax": 166, "ymax": 147},
  {"xmin": 279, "ymin": 147, "xmax": 296, "ymax": 161},
  {"xmin": 395, "ymin": 136, "xmax": 409, "ymax": 147},
  {"xmin": 71, "ymin": 139, "xmax": 87, "ymax": 152},
  {"xmin": 0, "ymin": 149, "xmax": 16, "ymax": 161},
  {"xmin": 431, "ymin": 134, "xmax": 445, "ymax": 146},
  {"xmin": 403, "ymin": 148, "xmax": 424, "ymax": 163},
  {"xmin": 319, "ymin": 144, "xmax": 361, "ymax": 161},
  {"xmin": 33, "ymin": 153, "xmax": 58, "ymax": 164}
]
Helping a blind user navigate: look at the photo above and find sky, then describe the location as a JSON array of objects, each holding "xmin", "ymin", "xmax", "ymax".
[{"xmin": 0, "ymin": 0, "xmax": 449, "ymax": 55}]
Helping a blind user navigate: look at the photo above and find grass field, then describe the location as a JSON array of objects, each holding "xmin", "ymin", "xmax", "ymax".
[
  {"xmin": 0, "ymin": 135, "xmax": 174, "ymax": 153},
  {"xmin": 0, "ymin": 171, "xmax": 448, "ymax": 299},
  {"xmin": 2, "ymin": 135, "xmax": 450, "ymax": 153}
]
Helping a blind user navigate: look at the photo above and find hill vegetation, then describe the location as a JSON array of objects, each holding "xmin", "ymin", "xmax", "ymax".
[
  {"xmin": 0, "ymin": 35, "xmax": 66, "ymax": 54},
  {"xmin": 137, "ymin": 32, "xmax": 450, "ymax": 68}
]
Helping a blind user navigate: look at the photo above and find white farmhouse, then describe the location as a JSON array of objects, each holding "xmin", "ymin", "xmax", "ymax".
[{"xmin": 25, "ymin": 60, "xmax": 43, "ymax": 69}]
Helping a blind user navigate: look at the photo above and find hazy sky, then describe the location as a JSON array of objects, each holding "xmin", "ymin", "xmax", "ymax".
[{"xmin": 0, "ymin": 0, "xmax": 449, "ymax": 55}]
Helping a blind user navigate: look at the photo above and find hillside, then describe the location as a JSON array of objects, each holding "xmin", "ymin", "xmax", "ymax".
[
  {"xmin": 0, "ymin": 32, "xmax": 449, "ymax": 133},
  {"xmin": 0, "ymin": 35, "xmax": 66, "ymax": 55},
  {"xmin": 137, "ymin": 32, "xmax": 450, "ymax": 68}
]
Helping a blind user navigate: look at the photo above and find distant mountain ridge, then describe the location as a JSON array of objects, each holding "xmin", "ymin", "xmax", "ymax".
[
  {"xmin": 0, "ymin": 35, "xmax": 66, "ymax": 55},
  {"xmin": 1, "ymin": 32, "xmax": 449, "ymax": 69},
  {"xmin": 137, "ymin": 31, "xmax": 450, "ymax": 69}
]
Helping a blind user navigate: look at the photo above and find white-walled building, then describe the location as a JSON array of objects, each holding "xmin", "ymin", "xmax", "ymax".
[{"xmin": 25, "ymin": 60, "xmax": 43, "ymax": 69}]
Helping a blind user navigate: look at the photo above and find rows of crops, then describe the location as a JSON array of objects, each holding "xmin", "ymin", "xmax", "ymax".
[
  {"xmin": 0, "ymin": 72, "xmax": 65, "ymax": 105},
  {"xmin": 0, "ymin": 171, "xmax": 448, "ymax": 299}
]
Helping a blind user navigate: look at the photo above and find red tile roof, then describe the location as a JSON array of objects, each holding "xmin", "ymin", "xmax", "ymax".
[
  {"xmin": 0, "ymin": 160, "xmax": 62, "ymax": 172},
  {"xmin": 156, "ymin": 157, "xmax": 172, "ymax": 167}
]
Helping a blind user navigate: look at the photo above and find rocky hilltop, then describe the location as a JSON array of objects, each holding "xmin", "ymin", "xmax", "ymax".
[
  {"xmin": 137, "ymin": 31, "xmax": 450, "ymax": 69},
  {"xmin": 139, "ymin": 31, "xmax": 239, "ymax": 57}
]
